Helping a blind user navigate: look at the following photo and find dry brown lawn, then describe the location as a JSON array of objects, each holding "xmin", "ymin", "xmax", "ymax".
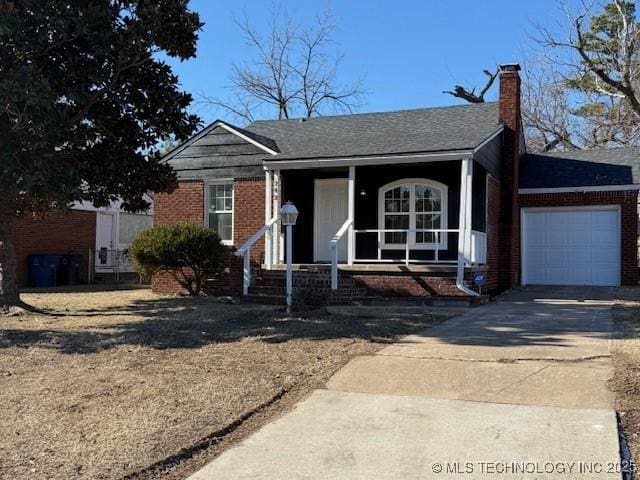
[
  {"xmin": 0, "ymin": 289, "xmax": 454, "ymax": 480},
  {"xmin": 611, "ymin": 287, "xmax": 640, "ymax": 467}
]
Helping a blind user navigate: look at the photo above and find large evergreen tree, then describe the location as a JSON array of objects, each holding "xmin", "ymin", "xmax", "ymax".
[{"xmin": 0, "ymin": 0, "xmax": 202, "ymax": 310}]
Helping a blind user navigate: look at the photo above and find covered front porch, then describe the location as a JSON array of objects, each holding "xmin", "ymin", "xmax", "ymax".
[{"xmin": 254, "ymin": 155, "xmax": 490, "ymax": 296}]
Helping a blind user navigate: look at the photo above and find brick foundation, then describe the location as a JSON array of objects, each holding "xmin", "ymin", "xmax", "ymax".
[
  {"xmin": 351, "ymin": 273, "xmax": 464, "ymax": 297},
  {"xmin": 519, "ymin": 190, "xmax": 639, "ymax": 286},
  {"xmin": 15, "ymin": 210, "xmax": 96, "ymax": 287}
]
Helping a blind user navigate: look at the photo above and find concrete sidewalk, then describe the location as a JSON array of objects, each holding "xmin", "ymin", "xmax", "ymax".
[{"xmin": 189, "ymin": 287, "xmax": 622, "ymax": 479}]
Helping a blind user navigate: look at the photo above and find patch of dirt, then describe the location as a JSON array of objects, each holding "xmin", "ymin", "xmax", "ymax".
[
  {"xmin": 610, "ymin": 287, "xmax": 640, "ymax": 468},
  {"xmin": 0, "ymin": 289, "xmax": 454, "ymax": 480}
]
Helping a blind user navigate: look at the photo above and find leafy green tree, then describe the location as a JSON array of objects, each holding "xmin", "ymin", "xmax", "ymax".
[
  {"xmin": 129, "ymin": 223, "xmax": 229, "ymax": 296},
  {"xmin": 447, "ymin": 1, "xmax": 640, "ymax": 151},
  {"xmin": 532, "ymin": 0, "xmax": 640, "ymax": 150},
  {"xmin": 0, "ymin": 1, "xmax": 202, "ymax": 310}
]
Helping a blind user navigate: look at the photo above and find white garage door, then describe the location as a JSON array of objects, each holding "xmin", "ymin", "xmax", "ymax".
[{"xmin": 522, "ymin": 207, "xmax": 620, "ymax": 286}]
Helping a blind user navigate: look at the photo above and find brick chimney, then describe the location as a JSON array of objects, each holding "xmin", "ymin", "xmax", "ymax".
[{"xmin": 498, "ymin": 63, "xmax": 522, "ymax": 289}]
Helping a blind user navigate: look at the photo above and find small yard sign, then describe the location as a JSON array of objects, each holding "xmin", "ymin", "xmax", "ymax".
[{"xmin": 473, "ymin": 272, "xmax": 487, "ymax": 289}]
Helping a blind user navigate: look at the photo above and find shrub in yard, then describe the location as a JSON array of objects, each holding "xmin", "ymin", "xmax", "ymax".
[{"xmin": 129, "ymin": 222, "xmax": 229, "ymax": 296}]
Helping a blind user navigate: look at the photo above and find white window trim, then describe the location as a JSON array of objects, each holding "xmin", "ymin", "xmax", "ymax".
[
  {"xmin": 378, "ymin": 178, "xmax": 448, "ymax": 250},
  {"xmin": 204, "ymin": 179, "xmax": 234, "ymax": 246}
]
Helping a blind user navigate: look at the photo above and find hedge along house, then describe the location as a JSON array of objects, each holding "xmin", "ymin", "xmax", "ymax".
[{"xmin": 154, "ymin": 64, "xmax": 639, "ymax": 301}]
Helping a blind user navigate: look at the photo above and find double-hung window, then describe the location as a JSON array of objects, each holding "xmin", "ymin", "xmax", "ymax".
[
  {"xmin": 379, "ymin": 179, "xmax": 447, "ymax": 249},
  {"xmin": 206, "ymin": 182, "xmax": 233, "ymax": 245}
]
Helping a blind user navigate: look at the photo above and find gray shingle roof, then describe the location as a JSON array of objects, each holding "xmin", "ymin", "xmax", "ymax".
[
  {"xmin": 520, "ymin": 148, "xmax": 640, "ymax": 188},
  {"xmin": 245, "ymin": 102, "xmax": 501, "ymax": 160}
]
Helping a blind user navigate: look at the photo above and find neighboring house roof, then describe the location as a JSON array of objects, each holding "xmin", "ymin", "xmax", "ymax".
[
  {"xmin": 520, "ymin": 148, "xmax": 640, "ymax": 189},
  {"xmin": 246, "ymin": 102, "xmax": 501, "ymax": 160}
]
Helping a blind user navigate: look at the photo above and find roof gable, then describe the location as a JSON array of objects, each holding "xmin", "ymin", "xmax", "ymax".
[{"xmin": 163, "ymin": 120, "xmax": 277, "ymax": 165}]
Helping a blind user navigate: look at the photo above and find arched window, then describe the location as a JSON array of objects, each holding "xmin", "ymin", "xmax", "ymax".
[{"xmin": 378, "ymin": 179, "xmax": 448, "ymax": 249}]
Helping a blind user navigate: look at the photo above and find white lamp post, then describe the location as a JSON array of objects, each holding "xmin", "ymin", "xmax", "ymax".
[{"xmin": 280, "ymin": 201, "xmax": 299, "ymax": 312}]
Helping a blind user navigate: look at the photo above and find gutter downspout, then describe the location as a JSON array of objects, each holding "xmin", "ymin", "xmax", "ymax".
[{"xmin": 457, "ymin": 155, "xmax": 479, "ymax": 297}]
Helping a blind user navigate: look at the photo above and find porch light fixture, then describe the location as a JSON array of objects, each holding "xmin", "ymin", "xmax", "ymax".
[
  {"xmin": 359, "ymin": 188, "xmax": 367, "ymax": 197},
  {"xmin": 280, "ymin": 201, "xmax": 299, "ymax": 226},
  {"xmin": 280, "ymin": 201, "xmax": 298, "ymax": 313}
]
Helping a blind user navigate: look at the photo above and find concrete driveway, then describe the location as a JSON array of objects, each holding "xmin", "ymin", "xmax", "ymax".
[{"xmin": 189, "ymin": 287, "xmax": 622, "ymax": 479}]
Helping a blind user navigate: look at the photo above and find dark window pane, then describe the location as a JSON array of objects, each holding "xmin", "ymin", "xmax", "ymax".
[
  {"xmin": 385, "ymin": 214, "xmax": 408, "ymax": 244},
  {"xmin": 209, "ymin": 212, "xmax": 232, "ymax": 241},
  {"xmin": 416, "ymin": 213, "xmax": 441, "ymax": 244}
]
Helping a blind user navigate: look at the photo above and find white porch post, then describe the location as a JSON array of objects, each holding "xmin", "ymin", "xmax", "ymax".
[
  {"xmin": 456, "ymin": 156, "xmax": 475, "ymax": 294},
  {"xmin": 264, "ymin": 169, "xmax": 272, "ymax": 269},
  {"xmin": 272, "ymin": 170, "xmax": 281, "ymax": 264},
  {"xmin": 243, "ymin": 247, "xmax": 251, "ymax": 296},
  {"xmin": 286, "ymin": 224, "xmax": 293, "ymax": 311},
  {"xmin": 348, "ymin": 166, "xmax": 355, "ymax": 265}
]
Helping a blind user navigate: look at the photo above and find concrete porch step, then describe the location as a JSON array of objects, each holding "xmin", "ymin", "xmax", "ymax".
[
  {"xmin": 250, "ymin": 285, "xmax": 368, "ymax": 297},
  {"xmin": 241, "ymin": 293, "xmax": 373, "ymax": 306},
  {"xmin": 256, "ymin": 278, "xmax": 358, "ymax": 289}
]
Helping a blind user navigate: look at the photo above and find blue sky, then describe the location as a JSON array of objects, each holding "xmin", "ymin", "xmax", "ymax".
[{"xmin": 166, "ymin": 0, "xmax": 578, "ymax": 124}]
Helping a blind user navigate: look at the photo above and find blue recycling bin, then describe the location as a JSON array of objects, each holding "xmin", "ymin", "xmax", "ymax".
[{"xmin": 27, "ymin": 255, "xmax": 61, "ymax": 287}]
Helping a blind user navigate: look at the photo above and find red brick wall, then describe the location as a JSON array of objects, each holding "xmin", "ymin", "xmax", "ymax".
[
  {"xmin": 233, "ymin": 177, "xmax": 266, "ymax": 263},
  {"xmin": 498, "ymin": 66, "xmax": 522, "ymax": 289},
  {"xmin": 154, "ymin": 180, "xmax": 204, "ymax": 225},
  {"xmin": 15, "ymin": 210, "xmax": 96, "ymax": 287},
  {"xmin": 485, "ymin": 174, "xmax": 501, "ymax": 292},
  {"xmin": 152, "ymin": 177, "xmax": 266, "ymax": 295},
  {"xmin": 519, "ymin": 190, "xmax": 639, "ymax": 286}
]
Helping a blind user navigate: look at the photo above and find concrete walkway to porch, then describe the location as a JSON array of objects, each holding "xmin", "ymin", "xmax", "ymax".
[{"xmin": 188, "ymin": 287, "xmax": 623, "ymax": 479}]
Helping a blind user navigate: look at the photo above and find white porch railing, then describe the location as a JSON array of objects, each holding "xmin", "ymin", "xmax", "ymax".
[
  {"xmin": 329, "ymin": 218, "xmax": 353, "ymax": 289},
  {"xmin": 235, "ymin": 216, "xmax": 278, "ymax": 295},
  {"xmin": 351, "ymin": 228, "xmax": 460, "ymax": 265}
]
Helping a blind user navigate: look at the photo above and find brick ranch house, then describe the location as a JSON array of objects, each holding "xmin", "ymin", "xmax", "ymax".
[{"xmin": 154, "ymin": 64, "xmax": 639, "ymax": 301}]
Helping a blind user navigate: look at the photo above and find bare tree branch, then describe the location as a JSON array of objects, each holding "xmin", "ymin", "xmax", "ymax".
[
  {"xmin": 204, "ymin": 8, "xmax": 366, "ymax": 123},
  {"xmin": 443, "ymin": 69, "xmax": 498, "ymax": 103}
]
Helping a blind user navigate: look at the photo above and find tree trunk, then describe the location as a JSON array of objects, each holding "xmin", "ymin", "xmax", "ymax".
[{"xmin": 0, "ymin": 205, "xmax": 20, "ymax": 310}]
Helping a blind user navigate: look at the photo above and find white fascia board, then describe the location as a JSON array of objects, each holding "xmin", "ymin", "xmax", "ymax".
[
  {"xmin": 263, "ymin": 151, "xmax": 472, "ymax": 170},
  {"xmin": 217, "ymin": 123, "xmax": 278, "ymax": 156},
  {"xmin": 72, "ymin": 196, "xmax": 153, "ymax": 215},
  {"xmin": 519, "ymin": 184, "xmax": 640, "ymax": 194}
]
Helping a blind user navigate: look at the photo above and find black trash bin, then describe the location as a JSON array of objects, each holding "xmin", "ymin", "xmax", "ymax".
[{"xmin": 58, "ymin": 254, "xmax": 82, "ymax": 285}]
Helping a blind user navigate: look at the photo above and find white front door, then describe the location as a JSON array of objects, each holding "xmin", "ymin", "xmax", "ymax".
[
  {"xmin": 522, "ymin": 207, "xmax": 620, "ymax": 286},
  {"xmin": 314, "ymin": 179, "xmax": 348, "ymax": 262},
  {"xmin": 96, "ymin": 212, "xmax": 116, "ymax": 268}
]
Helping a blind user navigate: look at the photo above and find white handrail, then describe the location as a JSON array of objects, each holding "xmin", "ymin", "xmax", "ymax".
[
  {"xmin": 329, "ymin": 218, "xmax": 353, "ymax": 290},
  {"xmin": 235, "ymin": 216, "xmax": 278, "ymax": 295},
  {"xmin": 235, "ymin": 217, "xmax": 278, "ymax": 256}
]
